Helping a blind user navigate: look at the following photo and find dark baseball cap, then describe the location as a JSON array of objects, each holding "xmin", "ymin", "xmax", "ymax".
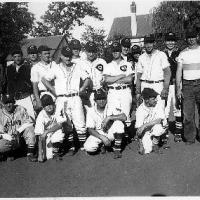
[
  {"xmin": 61, "ymin": 46, "xmax": 73, "ymax": 57},
  {"xmin": 41, "ymin": 94, "xmax": 54, "ymax": 108},
  {"xmin": 27, "ymin": 45, "xmax": 38, "ymax": 54},
  {"xmin": 85, "ymin": 42, "xmax": 98, "ymax": 53},
  {"xmin": 94, "ymin": 88, "xmax": 107, "ymax": 100},
  {"xmin": 144, "ymin": 35, "xmax": 155, "ymax": 44},
  {"xmin": 2, "ymin": 94, "xmax": 15, "ymax": 104},
  {"xmin": 131, "ymin": 45, "xmax": 141, "ymax": 54},
  {"xmin": 141, "ymin": 88, "xmax": 158, "ymax": 100},
  {"xmin": 111, "ymin": 41, "xmax": 122, "ymax": 52},
  {"xmin": 186, "ymin": 29, "xmax": 198, "ymax": 39},
  {"xmin": 70, "ymin": 39, "xmax": 81, "ymax": 50},
  {"xmin": 121, "ymin": 38, "xmax": 131, "ymax": 48},
  {"xmin": 38, "ymin": 45, "xmax": 52, "ymax": 53},
  {"xmin": 165, "ymin": 32, "xmax": 177, "ymax": 41}
]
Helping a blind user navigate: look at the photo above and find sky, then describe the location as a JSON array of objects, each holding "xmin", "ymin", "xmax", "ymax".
[{"xmin": 28, "ymin": 0, "xmax": 163, "ymax": 39}]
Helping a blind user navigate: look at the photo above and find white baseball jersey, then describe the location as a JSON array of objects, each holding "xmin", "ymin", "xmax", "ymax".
[
  {"xmin": 135, "ymin": 99, "xmax": 165, "ymax": 129},
  {"xmin": 137, "ymin": 50, "xmax": 170, "ymax": 81},
  {"xmin": 44, "ymin": 62, "xmax": 89, "ymax": 95},
  {"xmin": 35, "ymin": 109, "xmax": 66, "ymax": 136},
  {"xmin": 31, "ymin": 61, "xmax": 56, "ymax": 91}
]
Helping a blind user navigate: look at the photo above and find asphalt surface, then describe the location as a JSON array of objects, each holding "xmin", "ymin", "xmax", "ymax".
[{"xmin": 1, "ymin": 132, "xmax": 200, "ymax": 197}]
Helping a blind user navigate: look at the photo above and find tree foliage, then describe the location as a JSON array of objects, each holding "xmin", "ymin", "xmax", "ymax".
[
  {"xmin": 152, "ymin": 1, "xmax": 200, "ymax": 39},
  {"xmin": 31, "ymin": 2, "xmax": 103, "ymax": 37},
  {"xmin": 0, "ymin": 2, "xmax": 34, "ymax": 56}
]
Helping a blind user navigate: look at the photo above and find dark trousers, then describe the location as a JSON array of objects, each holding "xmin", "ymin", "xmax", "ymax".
[{"xmin": 182, "ymin": 79, "xmax": 200, "ymax": 142}]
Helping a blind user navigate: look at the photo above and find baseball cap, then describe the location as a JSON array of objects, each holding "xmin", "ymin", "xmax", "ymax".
[
  {"xmin": 38, "ymin": 45, "xmax": 52, "ymax": 53},
  {"xmin": 131, "ymin": 45, "xmax": 141, "ymax": 54},
  {"xmin": 165, "ymin": 32, "xmax": 177, "ymax": 41},
  {"xmin": 2, "ymin": 94, "xmax": 15, "ymax": 104},
  {"xmin": 186, "ymin": 29, "xmax": 198, "ymax": 39},
  {"xmin": 27, "ymin": 45, "xmax": 38, "ymax": 54},
  {"xmin": 121, "ymin": 38, "xmax": 131, "ymax": 48},
  {"xmin": 111, "ymin": 41, "xmax": 122, "ymax": 52},
  {"xmin": 61, "ymin": 46, "xmax": 73, "ymax": 57},
  {"xmin": 70, "ymin": 39, "xmax": 81, "ymax": 50},
  {"xmin": 85, "ymin": 42, "xmax": 98, "ymax": 53},
  {"xmin": 144, "ymin": 35, "xmax": 155, "ymax": 44},
  {"xmin": 94, "ymin": 88, "xmax": 107, "ymax": 100},
  {"xmin": 141, "ymin": 88, "xmax": 158, "ymax": 100},
  {"xmin": 41, "ymin": 94, "xmax": 54, "ymax": 108}
]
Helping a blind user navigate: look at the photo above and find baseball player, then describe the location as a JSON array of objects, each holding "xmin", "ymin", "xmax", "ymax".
[
  {"xmin": 135, "ymin": 88, "xmax": 167, "ymax": 154},
  {"xmin": 42, "ymin": 46, "xmax": 90, "ymax": 150},
  {"xmin": 121, "ymin": 38, "xmax": 132, "ymax": 62},
  {"xmin": 35, "ymin": 94, "xmax": 71, "ymax": 162},
  {"xmin": 103, "ymin": 41, "xmax": 134, "ymax": 130},
  {"xmin": 0, "ymin": 94, "xmax": 36, "ymax": 161},
  {"xmin": 26, "ymin": 45, "xmax": 38, "ymax": 68},
  {"xmin": 164, "ymin": 32, "xmax": 183, "ymax": 142},
  {"xmin": 6, "ymin": 48, "xmax": 36, "ymax": 121},
  {"xmin": 69, "ymin": 39, "xmax": 82, "ymax": 64},
  {"xmin": 84, "ymin": 88, "xmax": 127, "ymax": 159},
  {"xmin": 31, "ymin": 45, "xmax": 56, "ymax": 113}
]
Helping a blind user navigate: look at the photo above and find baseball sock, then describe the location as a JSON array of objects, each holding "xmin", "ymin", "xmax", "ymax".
[
  {"xmin": 68, "ymin": 132, "xmax": 75, "ymax": 149},
  {"xmin": 27, "ymin": 144, "xmax": 35, "ymax": 156},
  {"xmin": 113, "ymin": 133, "xmax": 123, "ymax": 159},
  {"xmin": 78, "ymin": 132, "xmax": 86, "ymax": 149},
  {"xmin": 52, "ymin": 142, "xmax": 60, "ymax": 156},
  {"xmin": 175, "ymin": 116, "xmax": 183, "ymax": 135}
]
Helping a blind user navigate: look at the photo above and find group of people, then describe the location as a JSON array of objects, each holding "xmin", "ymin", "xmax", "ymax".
[{"xmin": 0, "ymin": 28, "xmax": 199, "ymax": 162}]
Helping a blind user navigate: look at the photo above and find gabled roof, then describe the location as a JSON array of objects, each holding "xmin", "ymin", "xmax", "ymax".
[
  {"xmin": 107, "ymin": 14, "xmax": 153, "ymax": 41},
  {"xmin": 7, "ymin": 35, "xmax": 68, "ymax": 62}
]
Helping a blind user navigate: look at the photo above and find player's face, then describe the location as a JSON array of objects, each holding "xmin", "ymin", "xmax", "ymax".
[
  {"xmin": 28, "ymin": 54, "xmax": 38, "ymax": 62},
  {"xmin": 4, "ymin": 102, "xmax": 15, "ymax": 113},
  {"xmin": 86, "ymin": 51, "xmax": 97, "ymax": 61},
  {"xmin": 40, "ymin": 51, "xmax": 51, "ymax": 63},
  {"xmin": 187, "ymin": 37, "xmax": 198, "ymax": 46},
  {"xmin": 122, "ymin": 46, "xmax": 130, "ymax": 56},
  {"xmin": 72, "ymin": 49, "xmax": 80, "ymax": 57},
  {"xmin": 133, "ymin": 53, "xmax": 140, "ymax": 61},
  {"xmin": 96, "ymin": 99, "xmax": 107, "ymax": 109},
  {"xmin": 144, "ymin": 97, "xmax": 157, "ymax": 107},
  {"xmin": 144, "ymin": 42, "xmax": 154, "ymax": 54},
  {"xmin": 112, "ymin": 51, "xmax": 121, "ymax": 60},
  {"xmin": 44, "ymin": 104, "xmax": 55, "ymax": 115},
  {"xmin": 165, "ymin": 41, "xmax": 175, "ymax": 50},
  {"xmin": 60, "ymin": 55, "xmax": 72, "ymax": 66},
  {"xmin": 13, "ymin": 54, "xmax": 23, "ymax": 65}
]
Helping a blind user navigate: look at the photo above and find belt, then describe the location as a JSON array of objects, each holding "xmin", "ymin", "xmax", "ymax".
[
  {"xmin": 140, "ymin": 79, "xmax": 164, "ymax": 84},
  {"xmin": 108, "ymin": 85, "xmax": 131, "ymax": 90},
  {"xmin": 183, "ymin": 79, "xmax": 200, "ymax": 84},
  {"xmin": 57, "ymin": 93, "xmax": 78, "ymax": 98},
  {"xmin": 15, "ymin": 92, "xmax": 31, "ymax": 100}
]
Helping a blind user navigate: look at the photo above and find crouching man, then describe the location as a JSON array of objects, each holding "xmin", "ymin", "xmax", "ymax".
[
  {"xmin": 35, "ymin": 94, "xmax": 72, "ymax": 162},
  {"xmin": 0, "ymin": 94, "xmax": 36, "ymax": 161},
  {"xmin": 84, "ymin": 88, "xmax": 127, "ymax": 159},
  {"xmin": 135, "ymin": 88, "xmax": 167, "ymax": 154}
]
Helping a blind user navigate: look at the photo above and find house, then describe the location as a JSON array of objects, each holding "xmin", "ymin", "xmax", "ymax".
[{"xmin": 107, "ymin": 1, "xmax": 153, "ymax": 45}]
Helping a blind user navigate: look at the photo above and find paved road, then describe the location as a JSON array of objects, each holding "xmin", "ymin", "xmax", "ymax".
[{"xmin": 0, "ymin": 132, "xmax": 200, "ymax": 197}]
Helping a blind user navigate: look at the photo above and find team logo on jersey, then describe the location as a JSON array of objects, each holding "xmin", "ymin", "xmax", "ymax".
[
  {"xmin": 96, "ymin": 64, "xmax": 103, "ymax": 71},
  {"xmin": 120, "ymin": 65, "xmax": 127, "ymax": 71}
]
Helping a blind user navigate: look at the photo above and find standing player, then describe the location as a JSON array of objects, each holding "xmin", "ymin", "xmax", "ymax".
[
  {"xmin": 84, "ymin": 88, "xmax": 127, "ymax": 159},
  {"xmin": 26, "ymin": 45, "xmax": 38, "ymax": 69},
  {"xmin": 164, "ymin": 32, "xmax": 183, "ymax": 142},
  {"xmin": 42, "ymin": 46, "xmax": 90, "ymax": 150},
  {"xmin": 121, "ymin": 38, "xmax": 132, "ymax": 62},
  {"xmin": 69, "ymin": 39, "xmax": 82, "ymax": 64},
  {"xmin": 0, "ymin": 94, "xmax": 36, "ymax": 161},
  {"xmin": 31, "ymin": 45, "xmax": 56, "ymax": 113},
  {"xmin": 103, "ymin": 41, "xmax": 134, "ymax": 131}
]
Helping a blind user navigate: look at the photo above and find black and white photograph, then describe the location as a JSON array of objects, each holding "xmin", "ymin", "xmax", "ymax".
[{"xmin": 0, "ymin": 0, "xmax": 200, "ymax": 198}]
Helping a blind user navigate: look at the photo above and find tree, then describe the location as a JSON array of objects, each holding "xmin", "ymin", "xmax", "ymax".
[
  {"xmin": 31, "ymin": 2, "xmax": 103, "ymax": 37},
  {"xmin": 152, "ymin": 1, "xmax": 200, "ymax": 39},
  {"xmin": 0, "ymin": 2, "xmax": 35, "ymax": 56}
]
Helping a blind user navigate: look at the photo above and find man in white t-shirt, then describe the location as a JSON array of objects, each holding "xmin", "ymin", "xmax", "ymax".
[
  {"xmin": 176, "ymin": 29, "xmax": 200, "ymax": 145},
  {"xmin": 42, "ymin": 46, "xmax": 90, "ymax": 150},
  {"xmin": 31, "ymin": 45, "xmax": 56, "ymax": 113},
  {"xmin": 84, "ymin": 88, "xmax": 127, "ymax": 159},
  {"xmin": 135, "ymin": 88, "xmax": 167, "ymax": 154}
]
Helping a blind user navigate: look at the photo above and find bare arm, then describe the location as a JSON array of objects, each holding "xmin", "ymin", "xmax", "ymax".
[
  {"xmin": 41, "ymin": 77, "xmax": 56, "ymax": 97},
  {"xmin": 104, "ymin": 74, "xmax": 126, "ymax": 85},
  {"xmin": 176, "ymin": 62, "xmax": 183, "ymax": 100},
  {"xmin": 115, "ymin": 74, "xmax": 134, "ymax": 84},
  {"xmin": 32, "ymin": 82, "xmax": 42, "ymax": 109},
  {"xmin": 79, "ymin": 78, "xmax": 91, "ymax": 93},
  {"xmin": 163, "ymin": 66, "xmax": 171, "ymax": 90}
]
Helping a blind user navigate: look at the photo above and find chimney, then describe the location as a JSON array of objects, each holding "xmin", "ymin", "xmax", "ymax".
[{"xmin": 130, "ymin": 1, "xmax": 137, "ymax": 37}]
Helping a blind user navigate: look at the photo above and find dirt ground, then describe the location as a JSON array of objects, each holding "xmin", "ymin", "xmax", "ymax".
[{"xmin": 1, "ymin": 131, "xmax": 200, "ymax": 197}]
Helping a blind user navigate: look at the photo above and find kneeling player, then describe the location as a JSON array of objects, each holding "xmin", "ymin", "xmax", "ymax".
[
  {"xmin": 0, "ymin": 94, "xmax": 36, "ymax": 161},
  {"xmin": 135, "ymin": 88, "xmax": 167, "ymax": 154},
  {"xmin": 35, "ymin": 94, "xmax": 72, "ymax": 162},
  {"xmin": 84, "ymin": 88, "xmax": 127, "ymax": 159}
]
